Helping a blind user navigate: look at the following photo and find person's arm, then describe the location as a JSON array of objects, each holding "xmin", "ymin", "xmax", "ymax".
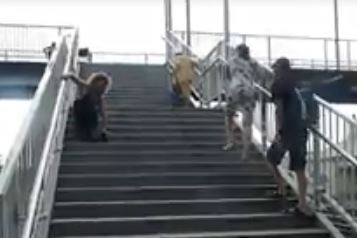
[
  {"xmin": 62, "ymin": 73, "xmax": 88, "ymax": 88},
  {"xmin": 253, "ymin": 60, "xmax": 274, "ymax": 87},
  {"xmin": 275, "ymin": 99, "xmax": 284, "ymax": 134}
]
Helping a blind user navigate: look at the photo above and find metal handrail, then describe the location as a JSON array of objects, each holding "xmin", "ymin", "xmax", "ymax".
[
  {"xmin": 166, "ymin": 34, "xmax": 357, "ymax": 235},
  {"xmin": 167, "ymin": 31, "xmax": 198, "ymax": 58},
  {"xmin": 0, "ymin": 22, "xmax": 73, "ymax": 30},
  {"xmin": 314, "ymin": 95, "xmax": 357, "ymax": 127},
  {"xmin": 174, "ymin": 30, "xmax": 357, "ymax": 42},
  {"xmin": 0, "ymin": 28, "xmax": 77, "ymax": 238},
  {"xmin": 20, "ymin": 29, "xmax": 79, "ymax": 238},
  {"xmin": 253, "ymin": 80, "xmax": 357, "ymax": 235},
  {"xmin": 202, "ymin": 40, "xmax": 224, "ymax": 63}
]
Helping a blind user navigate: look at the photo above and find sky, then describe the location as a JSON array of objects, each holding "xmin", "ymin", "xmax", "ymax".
[{"xmin": 0, "ymin": 0, "xmax": 356, "ymax": 55}]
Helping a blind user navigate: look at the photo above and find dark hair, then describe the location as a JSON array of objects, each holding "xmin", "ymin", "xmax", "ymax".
[{"xmin": 272, "ymin": 57, "xmax": 291, "ymax": 71}]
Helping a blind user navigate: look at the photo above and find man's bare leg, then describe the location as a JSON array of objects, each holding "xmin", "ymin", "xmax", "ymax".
[
  {"xmin": 296, "ymin": 169, "xmax": 309, "ymax": 213},
  {"xmin": 267, "ymin": 163, "xmax": 286, "ymax": 197},
  {"xmin": 241, "ymin": 110, "xmax": 253, "ymax": 160},
  {"xmin": 223, "ymin": 114, "xmax": 236, "ymax": 150}
]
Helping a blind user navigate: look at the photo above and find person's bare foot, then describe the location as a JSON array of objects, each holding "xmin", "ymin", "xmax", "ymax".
[{"xmin": 223, "ymin": 142, "xmax": 236, "ymax": 151}]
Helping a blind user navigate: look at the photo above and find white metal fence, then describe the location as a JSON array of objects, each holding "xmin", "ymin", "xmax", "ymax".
[
  {"xmin": 175, "ymin": 30, "xmax": 357, "ymax": 71},
  {"xmin": 165, "ymin": 31, "xmax": 357, "ymax": 236},
  {"xmin": 0, "ymin": 23, "xmax": 73, "ymax": 62},
  {"xmin": 0, "ymin": 28, "xmax": 79, "ymax": 238}
]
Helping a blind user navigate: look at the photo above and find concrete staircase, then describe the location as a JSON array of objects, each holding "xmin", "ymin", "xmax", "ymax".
[{"xmin": 49, "ymin": 64, "xmax": 330, "ymax": 237}]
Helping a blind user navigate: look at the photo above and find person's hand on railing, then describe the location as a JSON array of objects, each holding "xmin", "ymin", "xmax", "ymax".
[{"xmin": 61, "ymin": 72, "xmax": 77, "ymax": 81}]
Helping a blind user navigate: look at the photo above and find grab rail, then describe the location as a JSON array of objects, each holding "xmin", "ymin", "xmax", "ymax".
[{"xmin": 0, "ymin": 28, "xmax": 78, "ymax": 238}]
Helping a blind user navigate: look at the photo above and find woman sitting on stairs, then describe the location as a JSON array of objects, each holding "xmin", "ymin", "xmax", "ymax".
[{"xmin": 62, "ymin": 72, "xmax": 112, "ymax": 142}]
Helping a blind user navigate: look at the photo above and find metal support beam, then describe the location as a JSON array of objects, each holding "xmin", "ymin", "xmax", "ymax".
[
  {"xmin": 164, "ymin": 0, "xmax": 173, "ymax": 61},
  {"xmin": 185, "ymin": 0, "xmax": 192, "ymax": 49},
  {"xmin": 223, "ymin": 0, "xmax": 230, "ymax": 60},
  {"xmin": 164, "ymin": 0, "xmax": 173, "ymax": 90},
  {"xmin": 334, "ymin": 0, "xmax": 341, "ymax": 70}
]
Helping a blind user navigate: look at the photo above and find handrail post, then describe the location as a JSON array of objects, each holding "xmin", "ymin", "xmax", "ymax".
[
  {"xmin": 313, "ymin": 124, "xmax": 322, "ymax": 210},
  {"xmin": 347, "ymin": 40, "xmax": 352, "ymax": 70},
  {"xmin": 261, "ymin": 90, "xmax": 267, "ymax": 153},
  {"xmin": 185, "ymin": 0, "xmax": 192, "ymax": 50},
  {"xmin": 324, "ymin": 39, "xmax": 329, "ymax": 70},
  {"xmin": 267, "ymin": 37, "xmax": 272, "ymax": 66},
  {"xmin": 223, "ymin": 0, "xmax": 230, "ymax": 61},
  {"xmin": 144, "ymin": 54, "xmax": 149, "ymax": 65},
  {"xmin": 164, "ymin": 0, "xmax": 173, "ymax": 91}
]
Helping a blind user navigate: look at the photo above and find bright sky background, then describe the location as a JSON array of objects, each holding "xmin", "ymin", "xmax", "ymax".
[
  {"xmin": 0, "ymin": 0, "xmax": 356, "ymax": 53},
  {"xmin": 0, "ymin": 0, "xmax": 357, "ymax": 161}
]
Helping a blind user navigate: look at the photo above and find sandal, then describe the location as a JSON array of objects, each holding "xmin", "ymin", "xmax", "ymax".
[
  {"xmin": 285, "ymin": 206, "xmax": 314, "ymax": 218},
  {"xmin": 223, "ymin": 142, "xmax": 236, "ymax": 151}
]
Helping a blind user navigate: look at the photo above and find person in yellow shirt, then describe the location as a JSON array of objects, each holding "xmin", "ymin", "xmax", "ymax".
[{"xmin": 172, "ymin": 53, "xmax": 198, "ymax": 106}]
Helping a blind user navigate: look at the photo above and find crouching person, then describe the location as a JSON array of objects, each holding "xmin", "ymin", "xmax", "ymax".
[
  {"xmin": 63, "ymin": 72, "xmax": 111, "ymax": 142},
  {"xmin": 267, "ymin": 57, "xmax": 311, "ymax": 216}
]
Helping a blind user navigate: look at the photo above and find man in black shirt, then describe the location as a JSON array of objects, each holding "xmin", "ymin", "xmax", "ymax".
[{"xmin": 267, "ymin": 57, "xmax": 310, "ymax": 215}]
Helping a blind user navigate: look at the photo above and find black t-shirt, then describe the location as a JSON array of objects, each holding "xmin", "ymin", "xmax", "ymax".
[{"xmin": 271, "ymin": 77, "xmax": 306, "ymax": 134}]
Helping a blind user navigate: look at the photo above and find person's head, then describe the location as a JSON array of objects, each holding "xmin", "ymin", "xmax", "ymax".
[
  {"xmin": 236, "ymin": 44, "xmax": 250, "ymax": 60},
  {"xmin": 272, "ymin": 57, "xmax": 291, "ymax": 79},
  {"xmin": 87, "ymin": 72, "xmax": 112, "ymax": 95}
]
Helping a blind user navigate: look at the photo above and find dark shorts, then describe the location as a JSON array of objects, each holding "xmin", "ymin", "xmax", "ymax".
[
  {"xmin": 267, "ymin": 129, "xmax": 308, "ymax": 171},
  {"xmin": 226, "ymin": 86, "xmax": 256, "ymax": 117},
  {"xmin": 74, "ymin": 96, "xmax": 99, "ymax": 140}
]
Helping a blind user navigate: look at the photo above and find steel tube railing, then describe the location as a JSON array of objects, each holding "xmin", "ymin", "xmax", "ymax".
[{"xmin": 0, "ymin": 28, "xmax": 78, "ymax": 238}]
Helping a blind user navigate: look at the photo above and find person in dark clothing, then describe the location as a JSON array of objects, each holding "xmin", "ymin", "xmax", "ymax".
[
  {"xmin": 62, "ymin": 72, "xmax": 111, "ymax": 141},
  {"xmin": 267, "ymin": 57, "xmax": 311, "ymax": 216},
  {"xmin": 43, "ymin": 42, "xmax": 56, "ymax": 60}
]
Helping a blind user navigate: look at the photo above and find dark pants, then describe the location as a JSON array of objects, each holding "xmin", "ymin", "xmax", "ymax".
[
  {"xmin": 267, "ymin": 129, "xmax": 308, "ymax": 171},
  {"xmin": 73, "ymin": 96, "xmax": 98, "ymax": 141}
]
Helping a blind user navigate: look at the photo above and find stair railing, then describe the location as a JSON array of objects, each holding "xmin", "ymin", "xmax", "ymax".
[
  {"xmin": 164, "ymin": 32, "xmax": 226, "ymax": 108},
  {"xmin": 253, "ymin": 84, "xmax": 357, "ymax": 236},
  {"xmin": 0, "ymin": 28, "xmax": 79, "ymax": 238}
]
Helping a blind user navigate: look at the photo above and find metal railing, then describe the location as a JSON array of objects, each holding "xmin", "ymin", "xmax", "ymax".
[
  {"xmin": 165, "ymin": 34, "xmax": 357, "ymax": 235},
  {"xmin": 253, "ymin": 84, "xmax": 357, "ymax": 236},
  {"xmin": 0, "ymin": 23, "xmax": 73, "ymax": 62},
  {"xmin": 175, "ymin": 30, "xmax": 357, "ymax": 71},
  {"xmin": 0, "ymin": 28, "xmax": 78, "ymax": 238},
  {"xmin": 89, "ymin": 51, "xmax": 165, "ymax": 65},
  {"xmin": 165, "ymin": 32, "xmax": 226, "ymax": 108}
]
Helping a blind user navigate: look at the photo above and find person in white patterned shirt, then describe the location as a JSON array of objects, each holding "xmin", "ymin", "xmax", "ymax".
[{"xmin": 223, "ymin": 44, "xmax": 273, "ymax": 160}]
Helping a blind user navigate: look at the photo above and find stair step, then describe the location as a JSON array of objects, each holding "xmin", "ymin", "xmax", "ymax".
[
  {"xmin": 61, "ymin": 151, "xmax": 263, "ymax": 162},
  {"xmin": 63, "ymin": 142, "xmax": 253, "ymax": 152},
  {"xmin": 67, "ymin": 118, "xmax": 224, "ymax": 124},
  {"xmin": 65, "ymin": 133, "xmax": 229, "ymax": 142},
  {"xmin": 49, "ymin": 228, "xmax": 329, "ymax": 237},
  {"xmin": 56, "ymin": 184, "xmax": 278, "ymax": 202},
  {"xmin": 57, "ymin": 173, "xmax": 274, "ymax": 188},
  {"xmin": 53, "ymin": 198, "xmax": 296, "ymax": 219},
  {"xmin": 59, "ymin": 161, "xmax": 269, "ymax": 174},
  {"xmin": 50, "ymin": 213, "xmax": 320, "ymax": 237},
  {"xmin": 67, "ymin": 126, "xmax": 225, "ymax": 134},
  {"xmin": 103, "ymin": 107, "xmax": 223, "ymax": 113}
]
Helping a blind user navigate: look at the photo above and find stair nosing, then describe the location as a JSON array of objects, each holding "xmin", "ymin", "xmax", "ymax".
[
  {"xmin": 58, "ymin": 172, "xmax": 272, "ymax": 179},
  {"xmin": 55, "ymin": 197, "xmax": 295, "ymax": 207},
  {"xmin": 57, "ymin": 184, "xmax": 277, "ymax": 192},
  {"xmin": 49, "ymin": 228, "xmax": 328, "ymax": 238},
  {"xmin": 51, "ymin": 212, "xmax": 294, "ymax": 224}
]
